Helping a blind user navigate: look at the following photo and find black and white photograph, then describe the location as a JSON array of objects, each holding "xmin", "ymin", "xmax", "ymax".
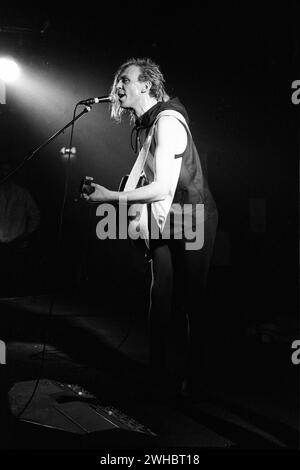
[{"xmin": 0, "ymin": 3, "xmax": 299, "ymax": 460}]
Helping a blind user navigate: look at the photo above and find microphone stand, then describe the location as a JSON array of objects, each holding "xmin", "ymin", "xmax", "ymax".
[
  {"xmin": 0, "ymin": 104, "xmax": 94, "ymax": 420},
  {"xmin": 0, "ymin": 105, "xmax": 91, "ymax": 184}
]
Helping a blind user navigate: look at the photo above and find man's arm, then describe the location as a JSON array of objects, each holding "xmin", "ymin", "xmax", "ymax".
[{"xmin": 87, "ymin": 116, "xmax": 187, "ymax": 204}]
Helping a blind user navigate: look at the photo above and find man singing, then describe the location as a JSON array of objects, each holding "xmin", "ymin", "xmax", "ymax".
[{"xmin": 85, "ymin": 58, "xmax": 218, "ymax": 397}]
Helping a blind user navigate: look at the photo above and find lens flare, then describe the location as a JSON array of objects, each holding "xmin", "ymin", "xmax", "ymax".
[{"xmin": 0, "ymin": 58, "xmax": 21, "ymax": 83}]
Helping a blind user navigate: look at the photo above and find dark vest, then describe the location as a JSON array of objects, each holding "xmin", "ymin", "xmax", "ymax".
[{"xmin": 134, "ymin": 99, "xmax": 217, "ymax": 231}]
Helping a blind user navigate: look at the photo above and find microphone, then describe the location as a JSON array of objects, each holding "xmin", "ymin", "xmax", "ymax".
[{"xmin": 78, "ymin": 95, "xmax": 112, "ymax": 105}]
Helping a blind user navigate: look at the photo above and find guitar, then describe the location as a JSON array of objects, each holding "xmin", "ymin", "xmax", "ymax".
[
  {"xmin": 79, "ymin": 175, "xmax": 151, "ymax": 257},
  {"xmin": 118, "ymin": 173, "xmax": 148, "ymax": 192}
]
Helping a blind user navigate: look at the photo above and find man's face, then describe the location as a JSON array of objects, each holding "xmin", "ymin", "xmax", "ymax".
[{"xmin": 116, "ymin": 65, "xmax": 145, "ymax": 110}]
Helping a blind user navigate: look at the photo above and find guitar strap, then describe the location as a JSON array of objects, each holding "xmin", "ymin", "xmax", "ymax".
[{"xmin": 122, "ymin": 126, "xmax": 156, "ymax": 193}]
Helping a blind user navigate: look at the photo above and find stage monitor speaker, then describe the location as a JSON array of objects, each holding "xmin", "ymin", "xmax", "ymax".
[{"xmin": 8, "ymin": 379, "xmax": 157, "ymax": 449}]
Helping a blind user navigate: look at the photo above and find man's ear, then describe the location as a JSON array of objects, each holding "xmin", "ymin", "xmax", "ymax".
[{"xmin": 142, "ymin": 81, "xmax": 152, "ymax": 93}]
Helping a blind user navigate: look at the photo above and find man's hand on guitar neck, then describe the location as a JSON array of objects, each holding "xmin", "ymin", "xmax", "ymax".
[{"xmin": 82, "ymin": 183, "xmax": 115, "ymax": 203}]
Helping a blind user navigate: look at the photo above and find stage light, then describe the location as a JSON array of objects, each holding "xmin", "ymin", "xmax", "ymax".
[{"xmin": 0, "ymin": 58, "xmax": 21, "ymax": 83}]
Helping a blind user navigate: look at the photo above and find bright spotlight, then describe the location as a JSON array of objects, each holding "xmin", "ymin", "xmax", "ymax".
[{"xmin": 0, "ymin": 58, "xmax": 21, "ymax": 83}]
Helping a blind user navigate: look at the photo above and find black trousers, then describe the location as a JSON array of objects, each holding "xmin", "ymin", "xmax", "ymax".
[{"xmin": 148, "ymin": 210, "xmax": 218, "ymax": 382}]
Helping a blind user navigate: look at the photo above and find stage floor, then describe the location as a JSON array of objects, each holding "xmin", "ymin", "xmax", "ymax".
[{"xmin": 0, "ymin": 289, "xmax": 298, "ymax": 450}]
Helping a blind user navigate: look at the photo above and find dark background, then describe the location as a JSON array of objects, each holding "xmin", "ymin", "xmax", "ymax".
[{"xmin": 0, "ymin": 4, "xmax": 298, "ymax": 329}]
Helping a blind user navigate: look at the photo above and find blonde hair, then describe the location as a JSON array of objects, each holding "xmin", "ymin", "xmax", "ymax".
[{"xmin": 110, "ymin": 57, "xmax": 170, "ymax": 123}]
